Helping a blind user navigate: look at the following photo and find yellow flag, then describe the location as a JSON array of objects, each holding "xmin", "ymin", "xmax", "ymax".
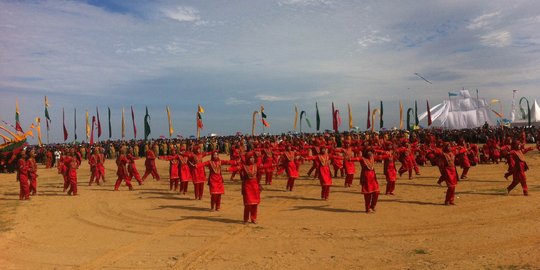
[
  {"xmin": 35, "ymin": 117, "xmax": 42, "ymax": 146},
  {"xmin": 348, "ymin": 103, "xmax": 353, "ymax": 129},
  {"xmin": 167, "ymin": 106, "xmax": 174, "ymax": 137},
  {"xmin": 293, "ymin": 105, "xmax": 298, "ymax": 131},
  {"xmin": 198, "ymin": 104, "xmax": 204, "ymax": 114},
  {"xmin": 371, "ymin": 109, "xmax": 380, "ymax": 132},
  {"xmin": 121, "ymin": 107, "xmax": 125, "ymax": 139},
  {"xmin": 399, "ymin": 101, "xmax": 403, "ymax": 130},
  {"xmin": 86, "ymin": 110, "xmax": 90, "ymax": 140}
]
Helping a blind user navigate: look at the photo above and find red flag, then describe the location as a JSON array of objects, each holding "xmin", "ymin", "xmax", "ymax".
[
  {"xmin": 427, "ymin": 100, "xmax": 432, "ymax": 126},
  {"xmin": 90, "ymin": 116, "xmax": 96, "ymax": 145},
  {"xmin": 96, "ymin": 107, "xmax": 102, "ymax": 138},
  {"xmin": 131, "ymin": 106, "xmax": 137, "ymax": 139},
  {"xmin": 333, "ymin": 109, "xmax": 341, "ymax": 132},
  {"xmin": 366, "ymin": 101, "xmax": 371, "ymax": 129},
  {"xmin": 62, "ymin": 108, "xmax": 68, "ymax": 141}
]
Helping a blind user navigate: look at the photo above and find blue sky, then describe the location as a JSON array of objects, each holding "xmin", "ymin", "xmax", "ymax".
[{"xmin": 1, "ymin": 0, "xmax": 540, "ymax": 143}]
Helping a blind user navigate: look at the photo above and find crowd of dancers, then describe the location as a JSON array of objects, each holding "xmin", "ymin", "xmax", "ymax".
[{"xmin": 11, "ymin": 127, "xmax": 539, "ymax": 223}]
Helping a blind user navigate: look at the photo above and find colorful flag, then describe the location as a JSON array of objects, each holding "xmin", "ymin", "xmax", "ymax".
[
  {"xmin": 167, "ymin": 106, "xmax": 173, "ymax": 138},
  {"xmin": 90, "ymin": 116, "xmax": 96, "ymax": 145},
  {"xmin": 108, "ymin": 107, "xmax": 112, "ymax": 138},
  {"xmin": 35, "ymin": 117, "xmax": 42, "ymax": 146},
  {"xmin": 144, "ymin": 106, "xmax": 151, "ymax": 140},
  {"xmin": 315, "ymin": 102, "xmax": 320, "ymax": 131},
  {"xmin": 74, "ymin": 108, "xmax": 78, "ymax": 141},
  {"xmin": 366, "ymin": 101, "xmax": 371, "ymax": 129},
  {"xmin": 348, "ymin": 103, "xmax": 353, "ymax": 129},
  {"xmin": 399, "ymin": 101, "xmax": 403, "ymax": 130},
  {"xmin": 85, "ymin": 110, "xmax": 90, "ymax": 141},
  {"xmin": 15, "ymin": 99, "xmax": 23, "ymax": 133},
  {"xmin": 414, "ymin": 100, "xmax": 419, "ymax": 126},
  {"xmin": 260, "ymin": 105, "xmax": 270, "ymax": 127},
  {"xmin": 332, "ymin": 102, "xmax": 336, "ymax": 131},
  {"xmin": 44, "ymin": 96, "xmax": 50, "ymax": 132},
  {"xmin": 121, "ymin": 107, "xmax": 125, "ymax": 139},
  {"xmin": 294, "ymin": 105, "xmax": 298, "ymax": 131},
  {"xmin": 379, "ymin": 101, "xmax": 384, "ymax": 129},
  {"xmin": 198, "ymin": 104, "xmax": 205, "ymax": 114},
  {"xmin": 96, "ymin": 107, "xmax": 102, "ymax": 138},
  {"xmin": 252, "ymin": 111, "xmax": 259, "ymax": 136},
  {"xmin": 427, "ymin": 100, "xmax": 432, "ymax": 126},
  {"xmin": 299, "ymin": 110, "xmax": 311, "ymax": 132},
  {"xmin": 197, "ymin": 104, "xmax": 204, "ymax": 138},
  {"xmin": 131, "ymin": 106, "xmax": 137, "ymax": 139},
  {"xmin": 62, "ymin": 108, "xmax": 68, "ymax": 141}
]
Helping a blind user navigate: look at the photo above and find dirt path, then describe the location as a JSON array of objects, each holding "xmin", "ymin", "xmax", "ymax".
[{"xmin": 1, "ymin": 151, "xmax": 540, "ymax": 269}]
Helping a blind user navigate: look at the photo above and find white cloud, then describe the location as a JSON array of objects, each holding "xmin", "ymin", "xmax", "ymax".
[
  {"xmin": 225, "ymin": 97, "xmax": 251, "ymax": 105},
  {"xmin": 480, "ymin": 31, "xmax": 511, "ymax": 47},
  {"xmin": 278, "ymin": 0, "xmax": 333, "ymax": 6},
  {"xmin": 357, "ymin": 31, "xmax": 391, "ymax": 48},
  {"xmin": 256, "ymin": 95, "xmax": 295, "ymax": 101},
  {"xmin": 467, "ymin": 11, "xmax": 500, "ymax": 30},
  {"xmin": 163, "ymin": 6, "xmax": 201, "ymax": 23}
]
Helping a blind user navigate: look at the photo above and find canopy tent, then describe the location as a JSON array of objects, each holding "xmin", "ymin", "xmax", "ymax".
[
  {"xmin": 510, "ymin": 99, "xmax": 540, "ymax": 127},
  {"xmin": 418, "ymin": 90, "xmax": 494, "ymax": 129}
]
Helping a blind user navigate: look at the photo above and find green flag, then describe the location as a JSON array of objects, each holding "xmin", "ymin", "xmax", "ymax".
[
  {"xmin": 316, "ymin": 102, "xmax": 320, "ymax": 131},
  {"xmin": 379, "ymin": 100, "xmax": 384, "ymax": 128},
  {"xmin": 144, "ymin": 106, "xmax": 151, "ymax": 140}
]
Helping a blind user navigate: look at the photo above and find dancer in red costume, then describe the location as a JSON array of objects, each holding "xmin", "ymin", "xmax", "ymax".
[
  {"xmin": 114, "ymin": 147, "xmax": 133, "ymax": 191},
  {"xmin": 506, "ymin": 141, "xmax": 534, "ymax": 196},
  {"xmin": 16, "ymin": 149, "xmax": 30, "ymax": 200},
  {"xmin": 142, "ymin": 145, "xmax": 160, "ymax": 181},
  {"xmin": 27, "ymin": 149, "xmax": 38, "ymax": 196},
  {"xmin": 159, "ymin": 148, "xmax": 181, "ymax": 191},
  {"xmin": 199, "ymin": 152, "xmax": 234, "ymax": 211},
  {"xmin": 127, "ymin": 147, "xmax": 143, "ymax": 185}
]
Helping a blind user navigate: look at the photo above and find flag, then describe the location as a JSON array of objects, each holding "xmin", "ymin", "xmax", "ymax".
[
  {"xmin": 131, "ymin": 106, "xmax": 137, "ymax": 139},
  {"xmin": 74, "ymin": 108, "xmax": 78, "ymax": 141},
  {"xmin": 35, "ymin": 117, "xmax": 42, "ymax": 146},
  {"xmin": 299, "ymin": 110, "xmax": 311, "ymax": 132},
  {"xmin": 260, "ymin": 105, "xmax": 270, "ymax": 127},
  {"xmin": 315, "ymin": 102, "xmax": 320, "ymax": 131},
  {"xmin": 251, "ymin": 111, "xmax": 259, "ymax": 136},
  {"xmin": 427, "ymin": 100, "xmax": 432, "ymax": 126},
  {"xmin": 332, "ymin": 102, "xmax": 336, "ymax": 132},
  {"xmin": 293, "ymin": 105, "xmax": 298, "ymax": 131},
  {"xmin": 399, "ymin": 101, "xmax": 403, "ymax": 130},
  {"xmin": 348, "ymin": 103, "xmax": 353, "ymax": 129},
  {"xmin": 366, "ymin": 101, "xmax": 371, "ymax": 129},
  {"xmin": 406, "ymin": 108, "xmax": 414, "ymax": 131},
  {"xmin": 371, "ymin": 108, "xmax": 380, "ymax": 132},
  {"xmin": 62, "ymin": 108, "xmax": 68, "ymax": 141},
  {"xmin": 167, "ymin": 106, "xmax": 173, "ymax": 138},
  {"xmin": 197, "ymin": 104, "xmax": 204, "ymax": 139},
  {"xmin": 379, "ymin": 101, "xmax": 384, "ymax": 129},
  {"xmin": 15, "ymin": 99, "xmax": 23, "ymax": 133},
  {"xmin": 44, "ymin": 96, "xmax": 50, "ymax": 131},
  {"xmin": 198, "ymin": 104, "xmax": 205, "ymax": 114},
  {"xmin": 490, "ymin": 99, "xmax": 500, "ymax": 104},
  {"xmin": 510, "ymin": 90, "xmax": 517, "ymax": 122},
  {"xmin": 121, "ymin": 107, "xmax": 125, "ymax": 139},
  {"xmin": 90, "ymin": 116, "xmax": 96, "ymax": 145},
  {"xmin": 448, "ymin": 92, "xmax": 458, "ymax": 97},
  {"xmin": 414, "ymin": 100, "xmax": 419, "ymax": 126},
  {"xmin": 108, "ymin": 107, "xmax": 112, "ymax": 138},
  {"xmin": 144, "ymin": 106, "xmax": 151, "ymax": 140},
  {"xmin": 96, "ymin": 107, "xmax": 102, "ymax": 138},
  {"xmin": 85, "ymin": 110, "xmax": 90, "ymax": 141}
]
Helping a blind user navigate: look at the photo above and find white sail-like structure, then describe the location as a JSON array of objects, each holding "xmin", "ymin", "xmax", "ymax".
[
  {"xmin": 418, "ymin": 90, "xmax": 494, "ymax": 129},
  {"xmin": 511, "ymin": 99, "xmax": 540, "ymax": 127}
]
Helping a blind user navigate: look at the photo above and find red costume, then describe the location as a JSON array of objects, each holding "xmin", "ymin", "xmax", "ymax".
[
  {"xmin": 64, "ymin": 154, "xmax": 79, "ymax": 196},
  {"xmin": 304, "ymin": 150, "xmax": 333, "ymax": 200},
  {"xmin": 178, "ymin": 152, "xmax": 192, "ymax": 195},
  {"xmin": 127, "ymin": 153, "xmax": 143, "ymax": 185},
  {"xmin": 435, "ymin": 145, "xmax": 458, "ymax": 205},
  {"xmin": 506, "ymin": 142, "xmax": 532, "ymax": 196},
  {"xmin": 159, "ymin": 151, "xmax": 181, "ymax": 191},
  {"xmin": 359, "ymin": 153, "xmax": 381, "ymax": 213},
  {"xmin": 17, "ymin": 154, "xmax": 30, "ymax": 200},
  {"xmin": 142, "ymin": 148, "xmax": 160, "ymax": 181},
  {"xmin": 200, "ymin": 155, "xmax": 234, "ymax": 211},
  {"xmin": 27, "ymin": 155, "xmax": 38, "ymax": 196},
  {"xmin": 114, "ymin": 153, "xmax": 133, "ymax": 191}
]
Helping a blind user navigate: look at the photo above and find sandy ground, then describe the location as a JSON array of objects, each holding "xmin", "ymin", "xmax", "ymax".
[{"xmin": 1, "ymin": 149, "xmax": 540, "ymax": 270}]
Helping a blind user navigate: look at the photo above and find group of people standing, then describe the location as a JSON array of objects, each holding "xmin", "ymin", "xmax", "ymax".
[{"xmin": 15, "ymin": 129, "xmax": 536, "ymax": 224}]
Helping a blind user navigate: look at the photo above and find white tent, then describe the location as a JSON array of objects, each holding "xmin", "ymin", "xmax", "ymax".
[
  {"xmin": 418, "ymin": 90, "xmax": 494, "ymax": 129},
  {"xmin": 510, "ymin": 99, "xmax": 540, "ymax": 127}
]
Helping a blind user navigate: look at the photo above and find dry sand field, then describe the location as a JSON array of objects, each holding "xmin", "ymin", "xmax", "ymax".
[{"xmin": 1, "ymin": 149, "xmax": 540, "ymax": 270}]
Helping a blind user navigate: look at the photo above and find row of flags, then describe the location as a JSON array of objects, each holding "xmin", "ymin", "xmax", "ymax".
[{"xmin": 9, "ymin": 92, "xmax": 525, "ymax": 144}]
